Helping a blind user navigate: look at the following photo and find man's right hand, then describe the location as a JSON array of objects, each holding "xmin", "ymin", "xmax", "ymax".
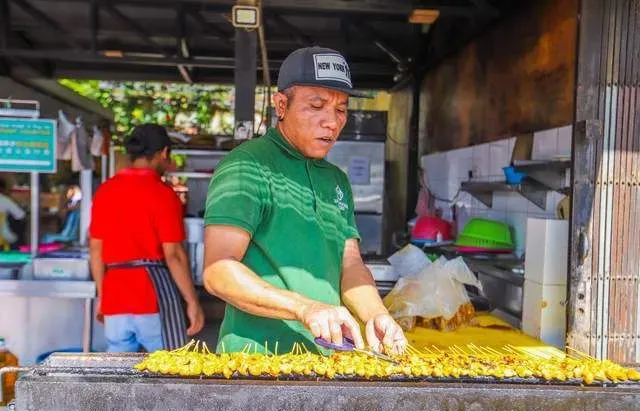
[
  {"xmin": 95, "ymin": 296, "xmax": 104, "ymax": 323},
  {"xmin": 297, "ymin": 302, "xmax": 365, "ymax": 349}
]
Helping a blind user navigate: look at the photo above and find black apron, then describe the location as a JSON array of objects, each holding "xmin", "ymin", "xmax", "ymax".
[{"xmin": 105, "ymin": 259, "xmax": 187, "ymax": 350}]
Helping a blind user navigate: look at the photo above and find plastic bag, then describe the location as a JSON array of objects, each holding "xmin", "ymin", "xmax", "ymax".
[
  {"xmin": 387, "ymin": 244, "xmax": 431, "ymax": 278},
  {"xmin": 383, "ymin": 256, "xmax": 483, "ymax": 332}
]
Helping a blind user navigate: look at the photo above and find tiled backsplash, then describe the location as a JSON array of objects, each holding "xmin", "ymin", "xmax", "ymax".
[{"xmin": 421, "ymin": 125, "xmax": 572, "ymax": 256}]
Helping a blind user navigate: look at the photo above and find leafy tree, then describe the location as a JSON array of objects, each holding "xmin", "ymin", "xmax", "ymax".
[{"xmin": 59, "ymin": 80, "xmax": 271, "ymax": 140}]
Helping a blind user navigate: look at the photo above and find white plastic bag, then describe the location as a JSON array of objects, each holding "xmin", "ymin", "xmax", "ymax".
[
  {"xmin": 387, "ymin": 244, "xmax": 431, "ymax": 279},
  {"xmin": 383, "ymin": 256, "xmax": 483, "ymax": 331}
]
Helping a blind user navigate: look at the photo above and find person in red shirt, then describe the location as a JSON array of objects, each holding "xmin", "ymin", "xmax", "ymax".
[{"xmin": 89, "ymin": 124, "xmax": 204, "ymax": 352}]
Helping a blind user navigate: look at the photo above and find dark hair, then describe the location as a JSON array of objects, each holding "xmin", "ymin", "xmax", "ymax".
[
  {"xmin": 0, "ymin": 178, "xmax": 6, "ymax": 193},
  {"xmin": 125, "ymin": 124, "xmax": 172, "ymax": 161},
  {"xmin": 282, "ymin": 87, "xmax": 296, "ymax": 107}
]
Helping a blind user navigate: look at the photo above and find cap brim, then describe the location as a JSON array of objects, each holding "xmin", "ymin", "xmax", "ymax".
[{"xmin": 286, "ymin": 82, "xmax": 371, "ymax": 98}]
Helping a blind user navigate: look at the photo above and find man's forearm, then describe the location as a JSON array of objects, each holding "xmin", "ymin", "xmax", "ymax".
[
  {"xmin": 341, "ymin": 262, "xmax": 388, "ymax": 324},
  {"xmin": 204, "ymin": 259, "xmax": 313, "ymax": 321},
  {"xmin": 90, "ymin": 260, "xmax": 104, "ymax": 297},
  {"xmin": 165, "ymin": 246, "xmax": 199, "ymax": 306},
  {"xmin": 89, "ymin": 239, "xmax": 104, "ymax": 297}
]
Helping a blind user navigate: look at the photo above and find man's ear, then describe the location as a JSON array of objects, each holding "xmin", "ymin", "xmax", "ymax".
[
  {"xmin": 161, "ymin": 146, "xmax": 170, "ymax": 160},
  {"xmin": 272, "ymin": 92, "xmax": 288, "ymax": 120}
]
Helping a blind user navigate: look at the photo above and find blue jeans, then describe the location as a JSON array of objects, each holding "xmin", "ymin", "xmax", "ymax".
[{"xmin": 104, "ymin": 314, "xmax": 163, "ymax": 352}]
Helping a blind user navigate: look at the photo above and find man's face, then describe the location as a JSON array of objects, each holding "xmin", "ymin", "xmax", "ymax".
[{"xmin": 274, "ymin": 86, "xmax": 348, "ymax": 159}]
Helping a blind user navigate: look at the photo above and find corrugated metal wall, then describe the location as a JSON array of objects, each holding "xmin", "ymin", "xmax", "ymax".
[{"xmin": 572, "ymin": 0, "xmax": 640, "ymax": 365}]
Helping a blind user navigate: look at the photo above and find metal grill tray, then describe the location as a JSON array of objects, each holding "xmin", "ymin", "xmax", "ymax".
[
  {"xmin": 29, "ymin": 353, "xmax": 640, "ymax": 388},
  {"xmin": 27, "ymin": 365, "xmax": 640, "ymax": 388}
]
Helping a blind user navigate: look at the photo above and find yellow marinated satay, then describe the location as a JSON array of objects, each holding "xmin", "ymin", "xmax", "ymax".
[{"xmin": 133, "ymin": 339, "xmax": 640, "ymax": 385}]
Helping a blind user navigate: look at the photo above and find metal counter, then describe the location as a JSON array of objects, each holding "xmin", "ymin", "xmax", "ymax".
[
  {"xmin": 0, "ymin": 279, "xmax": 96, "ymax": 353},
  {"xmin": 465, "ymin": 259, "xmax": 524, "ymax": 326}
]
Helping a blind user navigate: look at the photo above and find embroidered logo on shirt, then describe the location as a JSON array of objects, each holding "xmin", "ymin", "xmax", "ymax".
[{"xmin": 334, "ymin": 185, "xmax": 348, "ymax": 211}]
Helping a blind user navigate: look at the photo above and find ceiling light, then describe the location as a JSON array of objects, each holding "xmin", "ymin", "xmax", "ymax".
[{"xmin": 232, "ymin": 5, "xmax": 260, "ymax": 29}]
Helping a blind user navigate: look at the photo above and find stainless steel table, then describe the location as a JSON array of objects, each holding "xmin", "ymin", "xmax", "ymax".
[{"xmin": 0, "ymin": 280, "xmax": 96, "ymax": 353}]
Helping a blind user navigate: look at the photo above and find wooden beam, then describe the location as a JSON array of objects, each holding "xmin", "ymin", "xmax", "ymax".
[{"xmin": 566, "ymin": 120, "xmax": 600, "ymax": 360}]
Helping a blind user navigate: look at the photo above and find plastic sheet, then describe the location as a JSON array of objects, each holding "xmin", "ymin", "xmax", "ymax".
[{"xmin": 384, "ymin": 246, "xmax": 483, "ymax": 331}]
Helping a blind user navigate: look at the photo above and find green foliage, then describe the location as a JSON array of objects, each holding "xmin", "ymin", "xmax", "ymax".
[{"xmin": 58, "ymin": 80, "xmax": 248, "ymax": 138}]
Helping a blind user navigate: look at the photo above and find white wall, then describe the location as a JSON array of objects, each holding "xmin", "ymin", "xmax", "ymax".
[{"xmin": 421, "ymin": 125, "xmax": 572, "ymax": 256}]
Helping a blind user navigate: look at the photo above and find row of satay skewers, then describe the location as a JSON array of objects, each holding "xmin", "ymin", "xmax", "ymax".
[{"xmin": 134, "ymin": 340, "xmax": 640, "ymax": 385}]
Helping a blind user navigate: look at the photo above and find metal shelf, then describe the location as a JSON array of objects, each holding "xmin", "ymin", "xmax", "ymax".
[
  {"xmin": 171, "ymin": 149, "xmax": 229, "ymax": 156},
  {"xmin": 513, "ymin": 159, "xmax": 571, "ymax": 192},
  {"xmin": 166, "ymin": 171, "xmax": 213, "ymax": 179},
  {"xmin": 460, "ymin": 180, "xmax": 549, "ymax": 210},
  {"xmin": 0, "ymin": 279, "xmax": 96, "ymax": 299}
]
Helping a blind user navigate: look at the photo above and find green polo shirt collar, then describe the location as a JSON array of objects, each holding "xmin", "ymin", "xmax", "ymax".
[{"xmin": 267, "ymin": 127, "xmax": 330, "ymax": 167}]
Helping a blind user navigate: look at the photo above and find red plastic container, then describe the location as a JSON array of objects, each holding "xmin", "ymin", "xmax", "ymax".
[{"xmin": 411, "ymin": 215, "xmax": 453, "ymax": 242}]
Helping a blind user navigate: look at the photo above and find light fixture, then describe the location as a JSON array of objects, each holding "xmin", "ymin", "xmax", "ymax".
[
  {"xmin": 232, "ymin": 5, "xmax": 260, "ymax": 29},
  {"xmin": 409, "ymin": 9, "xmax": 440, "ymax": 24}
]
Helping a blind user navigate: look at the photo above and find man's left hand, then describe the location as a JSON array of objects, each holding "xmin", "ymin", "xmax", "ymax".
[
  {"xmin": 365, "ymin": 314, "xmax": 407, "ymax": 355},
  {"xmin": 186, "ymin": 301, "xmax": 205, "ymax": 336}
]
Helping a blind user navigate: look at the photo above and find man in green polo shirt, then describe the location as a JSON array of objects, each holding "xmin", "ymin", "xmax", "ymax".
[{"xmin": 203, "ymin": 46, "xmax": 406, "ymax": 355}]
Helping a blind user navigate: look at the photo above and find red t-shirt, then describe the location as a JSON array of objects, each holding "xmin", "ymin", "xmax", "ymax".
[{"xmin": 89, "ymin": 168, "xmax": 185, "ymax": 315}]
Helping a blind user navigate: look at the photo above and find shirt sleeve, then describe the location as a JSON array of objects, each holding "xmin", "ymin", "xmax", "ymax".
[
  {"xmin": 204, "ymin": 150, "xmax": 269, "ymax": 236},
  {"xmin": 341, "ymin": 173, "xmax": 361, "ymax": 241},
  {"xmin": 154, "ymin": 187, "xmax": 186, "ymax": 243}
]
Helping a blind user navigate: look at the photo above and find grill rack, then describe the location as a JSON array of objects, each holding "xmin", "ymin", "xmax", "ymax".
[{"xmin": 20, "ymin": 364, "xmax": 639, "ymax": 388}]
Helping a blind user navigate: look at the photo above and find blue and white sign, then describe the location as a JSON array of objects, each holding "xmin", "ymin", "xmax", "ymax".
[{"xmin": 0, "ymin": 117, "xmax": 56, "ymax": 173}]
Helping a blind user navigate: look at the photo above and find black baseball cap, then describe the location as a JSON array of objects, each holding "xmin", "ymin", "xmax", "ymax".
[
  {"xmin": 277, "ymin": 46, "xmax": 368, "ymax": 98},
  {"xmin": 125, "ymin": 124, "xmax": 172, "ymax": 157}
]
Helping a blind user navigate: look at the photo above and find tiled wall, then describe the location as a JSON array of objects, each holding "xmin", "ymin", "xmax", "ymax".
[{"xmin": 421, "ymin": 125, "xmax": 572, "ymax": 257}]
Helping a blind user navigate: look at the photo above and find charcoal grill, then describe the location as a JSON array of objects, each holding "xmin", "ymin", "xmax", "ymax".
[{"xmin": 10, "ymin": 353, "xmax": 640, "ymax": 411}]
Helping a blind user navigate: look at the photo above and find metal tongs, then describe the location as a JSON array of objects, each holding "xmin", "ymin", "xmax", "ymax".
[{"xmin": 315, "ymin": 337, "xmax": 399, "ymax": 365}]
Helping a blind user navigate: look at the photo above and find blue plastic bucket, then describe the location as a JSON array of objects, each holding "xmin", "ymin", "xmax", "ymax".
[{"xmin": 503, "ymin": 166, "xmax": 526, "ymax": 184}]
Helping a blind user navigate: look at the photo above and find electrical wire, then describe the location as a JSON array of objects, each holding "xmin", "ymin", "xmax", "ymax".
[{"xmin": 420, "ymin": 166, "xmax": 461, "ymax": 204}]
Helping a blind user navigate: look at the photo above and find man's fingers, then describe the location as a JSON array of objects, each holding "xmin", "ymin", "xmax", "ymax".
[
  {"xmin": 319, "ymin": 318, "xmax": 332, "ymax": 342},
  {"xmin": 186, "ymin": 313, "xmax": 198, "ymax": 336},
  {"xmin": 338, "ymin": 308, "xmax": 365, "ymax": 349},
  {"xmin": 309, "ymin": 321, "xmax": 322, "ymax": 338},
  {"xmin": 365, "ymin": 318, "xmax": 382, "ymax": 353},
  {"xmin": 329, "ymin": 319, "xmax": 343, "ymax": 345},
  {"xmin": 390, "ymin": 328, "xmax": 407, "ymax": 354},
  {"xmin": 382, "ymin": 322, "xmax": 396, "ymax": 349}
]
